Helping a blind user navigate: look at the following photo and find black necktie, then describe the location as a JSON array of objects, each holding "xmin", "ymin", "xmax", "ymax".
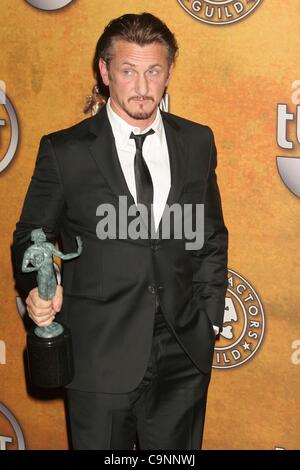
[{"xmin": 129, "ymin": 128, "xmax": 155, "ymax": 220}]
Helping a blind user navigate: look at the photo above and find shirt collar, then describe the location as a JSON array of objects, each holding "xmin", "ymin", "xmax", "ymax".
[{"xmin": 106, "ymin": 97, "xmax": 164, "ymax": 150}]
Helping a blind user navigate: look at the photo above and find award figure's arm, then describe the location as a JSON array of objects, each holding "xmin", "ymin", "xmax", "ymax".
[
  {"xmin": 12, "ymin": 135, "xmax": 66, "ymax": 299},
  {"xmin": 51, "ymin": 236, "xmax": 82, "ymax": 260}
]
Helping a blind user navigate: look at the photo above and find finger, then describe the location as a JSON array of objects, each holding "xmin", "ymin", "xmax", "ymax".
[
  {"xmin": 33, "ymin": 316, "xmax": 56, "ymax": 328},
  {"xmin": 26, "ymin": 295, "xmax": 52, "ymax": 311},
  {"xmin": 27, "ymin": 306, "xmax": 55, "ymax": 320},
  {"xmin": 27, "ymin": 305, "xmax": 53, "ymax": 317},
  {"xmin": 28, "ymin": 296, "xmax": 52, "ymax": 310},
  {"xmin": 26, "ymin": 287, "xmax": 41, "ymax": 303},
  {"xmin": 52, "ymin": 285, "xmax": 63, "ymax": 312},
  {"xmin": 27, "ymin": 308, "xmax": 55, "ymax": 326}
]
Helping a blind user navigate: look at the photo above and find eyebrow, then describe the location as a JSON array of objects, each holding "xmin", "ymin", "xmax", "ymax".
[{"xmin": 121, "ymin": 62, "xmax": 163, "ymax": 68}]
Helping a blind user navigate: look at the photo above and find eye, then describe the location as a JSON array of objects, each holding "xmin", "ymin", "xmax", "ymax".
[
  {"xmin": 122, "ymin": 69, "xmax": 134, "ymax": 76},
  {"xmin": 148, "ymin": 69, "xmax": 159, "ymax": 76}
]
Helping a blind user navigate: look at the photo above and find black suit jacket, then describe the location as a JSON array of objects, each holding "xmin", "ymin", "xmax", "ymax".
[{"xmin": 12, "ymin": 105, "xmax": 228, "ymax": 393}]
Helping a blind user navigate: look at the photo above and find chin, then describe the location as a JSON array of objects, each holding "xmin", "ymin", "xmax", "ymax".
[
  {"xmin": 126, "ymin": 103, "xmax": 156, "ymax": 121},
  {"xmin": 130, "ymin": 113, "xmax": 153, "ymax": 120}
]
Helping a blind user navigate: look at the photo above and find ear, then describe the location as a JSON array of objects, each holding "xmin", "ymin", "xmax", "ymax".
[
  {"xmin": 99, "ymin": 58, "xmax": 110, "ymax": 86},
  {"xmin": 165, "ymin": 62, "xmax": 174, "ymax": 86}
]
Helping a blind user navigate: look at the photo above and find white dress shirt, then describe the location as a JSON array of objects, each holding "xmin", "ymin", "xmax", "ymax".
[
  {"xmin": 106, "ymin": 99, "xmax": 220, "ymax": 335},
  {"xmin": 106, "ymin": 98, "xmax": 171, "ymax": 232}
]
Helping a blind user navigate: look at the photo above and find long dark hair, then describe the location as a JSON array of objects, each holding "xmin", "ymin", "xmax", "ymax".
[{"xmin": 84, "ymin": 12, "xmax": 178, "ymax": 114}]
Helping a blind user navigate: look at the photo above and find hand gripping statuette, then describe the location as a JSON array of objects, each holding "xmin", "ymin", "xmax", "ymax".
[{"xmin": 22, "ymin": 228, "xmax": 82, "ymax": 388}]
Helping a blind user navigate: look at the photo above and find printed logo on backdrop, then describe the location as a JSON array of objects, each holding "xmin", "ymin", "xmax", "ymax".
[
  {"xmin": 177, "ymin": 0, "xmax": 263, "ymax": 26},
  {"xmin": 0, "ymin": 340, "xmax": 6, "ymax": 365},
  {"xmin": 160, "ymin": 94, "xmax": 169, "ymax": 112},
  {"xmin": 0, "ymin": 403, "xmax": 25, "ymax": 450},
  {"xmin": 276, "ymin": 81, "xmax": 300, "ymax": 198},
  {"xmin": 0, "ymin": 81, "xmax": 19, "ymax": 173},
  {"xmin": 213, "ymin": 269, "xmax": 265, "ymax": 369},
  {"xmin": 291, "ymin": 339, "xmax": 300, "ymax": 365},
  {"xmin": 25, "ymin": 0, "xmax": 73, "ymax": 10}
]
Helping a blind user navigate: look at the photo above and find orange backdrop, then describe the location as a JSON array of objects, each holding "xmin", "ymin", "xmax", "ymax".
[{"xmin": 0, "ymin": 0, "xmax": 299, "ymax": 450}]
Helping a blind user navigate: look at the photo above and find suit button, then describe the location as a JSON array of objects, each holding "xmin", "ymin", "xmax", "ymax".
[{"xmin": 148, "ymin": 284, "xmax": 156, "ymax": 294}]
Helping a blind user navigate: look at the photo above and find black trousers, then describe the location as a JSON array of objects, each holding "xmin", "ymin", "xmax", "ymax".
[{"xmin": 66, "ymin": 305, "xmax": 212, "ymax": 450}]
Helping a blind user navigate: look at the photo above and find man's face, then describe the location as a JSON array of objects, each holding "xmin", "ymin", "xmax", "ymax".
[{"xmin": 99, "ymin": 40, "xmax": 173, "ymax": 126}]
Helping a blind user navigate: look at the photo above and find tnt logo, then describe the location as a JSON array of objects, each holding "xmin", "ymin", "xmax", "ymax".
[
  {"xmin": 25, "ymin": 0, "xmax": 73, "ymax": 10},
  {"xmin": 276, "ymin": 81, "xmax": 300, "ymax": 197}
]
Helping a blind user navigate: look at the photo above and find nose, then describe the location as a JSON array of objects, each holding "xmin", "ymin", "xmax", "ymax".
[{"xmin": 135, "ymin": 73, "xmax": 149, "ymax": 97}]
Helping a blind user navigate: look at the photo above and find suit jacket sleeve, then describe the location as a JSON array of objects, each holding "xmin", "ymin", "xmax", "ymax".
[
  {"xmin": 12, "ymin": 135, "xmax": 66, "ymax": 298},
  {"xmin": 190, "ymin": 127, "xmax": 228, "ymax": 329}
]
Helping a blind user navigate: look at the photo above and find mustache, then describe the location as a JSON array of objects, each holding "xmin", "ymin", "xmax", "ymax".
[{"xmin": 129, "ymin": 96, "xmax": 154, "ymax": 102}]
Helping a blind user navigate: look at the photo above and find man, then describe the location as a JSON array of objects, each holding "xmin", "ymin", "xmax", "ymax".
[{"xmin": 13, "ymin": 13, "xmax": 228, "ymax": 450}]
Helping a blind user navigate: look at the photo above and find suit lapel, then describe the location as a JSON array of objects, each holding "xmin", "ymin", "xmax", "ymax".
[
  {"xmin": 156, "ymin": 112, "xmax": 188, "ymax": 238},
  {"xmin": 88, "ymin": 105, "xmax": 135, "ymax": 208},
  {"xmin": 87, "ymin": 105, "xmax": 189, "ymax": 240},
  {"xmin": 161, "ymin": 112, "xmax": 187, "ymax": 209}
]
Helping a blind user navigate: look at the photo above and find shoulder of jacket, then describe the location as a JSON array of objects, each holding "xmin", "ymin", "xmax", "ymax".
[
  {"xmin": 43, "ymin": 114, "xmax": 94, "ymax": 146},
  {"xmin": 161, "ymin": 110, "xmax": 213, "ymax": 135}
]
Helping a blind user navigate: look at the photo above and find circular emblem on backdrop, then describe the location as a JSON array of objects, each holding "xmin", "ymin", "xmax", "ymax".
[
  {"xmin": 0, "ymin": 86, "xmax": 19, "ymax": 173},
  {"xmin": 212, "ymin": 269, "xmax": 265, "ymax": 369},
  {"xmin": 177, "ymin": 0, "xmax": 263, "ymax": 25},
  {"xmin": 0, "ymin": 403, "xmax": 25, "ymax": 450},
  {"xmin": 25, "ymin": 0, "xmax": 73, "ymax": 10}
]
